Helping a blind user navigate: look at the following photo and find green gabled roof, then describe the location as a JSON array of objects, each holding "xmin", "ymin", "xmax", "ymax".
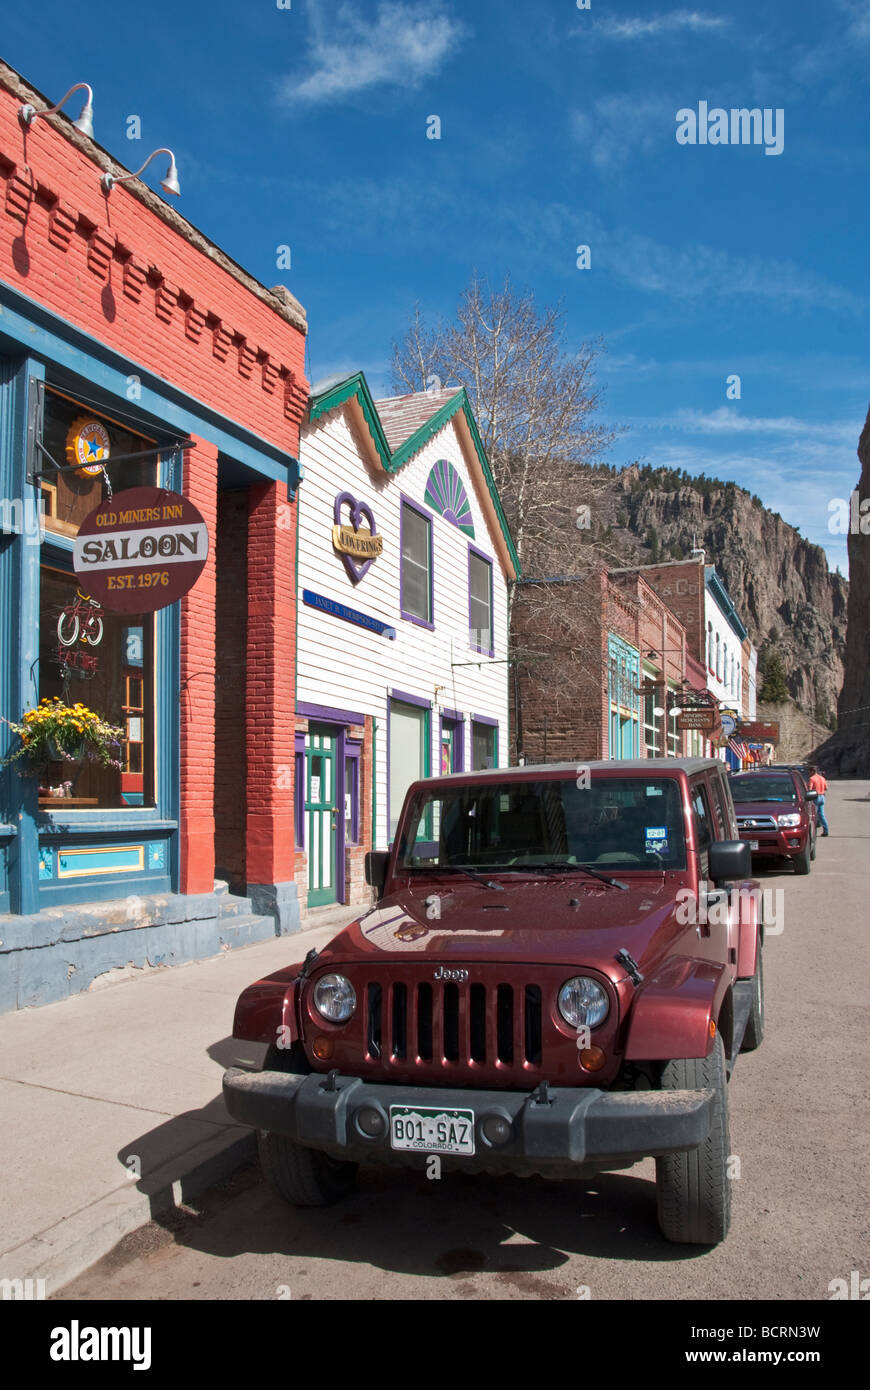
[
  {"xmin": 306, "ymin": 372, "xmax": 520, "ymax": 577},
  {"xmin": 308, "ymin": 372, "xmax": 393, "ymax": 471}
]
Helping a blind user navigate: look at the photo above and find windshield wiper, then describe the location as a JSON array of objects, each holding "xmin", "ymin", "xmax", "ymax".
[
  {"xmin": 443, "ymin": 865, "xmax": 504, "ymax": 891},
  {"xmin": 530, "ymin": 862, "xmax": 629, "ymax": 891}
]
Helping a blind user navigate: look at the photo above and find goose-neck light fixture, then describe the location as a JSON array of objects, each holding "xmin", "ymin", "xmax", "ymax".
[
  {"xmin": 101, "ymin": 148, "xmax": 180, "ymax": 198},
  {"xmin": 19, "ymin": 83, "xmax": 94, "ymax": 138}
]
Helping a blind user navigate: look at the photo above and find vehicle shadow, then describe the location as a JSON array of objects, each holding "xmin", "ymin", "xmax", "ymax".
[{"xmin": 141, "ymin": 1144, "xmax": 712, "ymax": 1278}]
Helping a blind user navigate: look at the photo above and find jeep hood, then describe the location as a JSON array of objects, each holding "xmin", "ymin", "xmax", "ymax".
[{"xmin": 310, "ymin": 878, "xmax": 686, "ymax": 981}]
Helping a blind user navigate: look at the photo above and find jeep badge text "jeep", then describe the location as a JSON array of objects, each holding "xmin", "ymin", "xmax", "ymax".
[{"xmin": 433, "ymin": 966, "xmax": 469, "ymax": 981}]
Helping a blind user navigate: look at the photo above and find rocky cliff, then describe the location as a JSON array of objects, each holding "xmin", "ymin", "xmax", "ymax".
[
  {"xmin": 590, "ymin": 466, "xmax": 848, "ymax": 722},
  {"xmin": 814, "ymin": 403, "xmax": 870, "ymax": 774}
]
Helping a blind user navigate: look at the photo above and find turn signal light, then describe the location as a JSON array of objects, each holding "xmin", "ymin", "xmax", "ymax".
[
  {"xmin": 579, "ymin": 1046, "xmax": 606, "ymax": 1071},
  {"xmin": 709, "ymin": 1019, "xmax": 716, "ymax": 1038},
  {"xmin": 312, "ymin": 1036, "xmax": 334, "ymax": 1060}
]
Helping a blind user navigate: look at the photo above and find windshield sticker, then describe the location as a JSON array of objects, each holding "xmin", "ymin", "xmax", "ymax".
[
  {"xmin": 645, "ymin": 827, "xmax": 668, "ymax": 853},
  {"xmin": 646, "ymin": 786, "xmax": 664, "ymax": 795}
]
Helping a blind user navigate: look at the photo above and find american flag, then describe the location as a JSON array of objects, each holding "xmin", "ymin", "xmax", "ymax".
[{"xmin": 728, "ymin": 737, "xmax": 750, "ymax": 761}]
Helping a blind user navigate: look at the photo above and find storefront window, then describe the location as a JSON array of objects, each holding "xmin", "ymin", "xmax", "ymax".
[
  {"xmin": 39, "ymin": 388, "xmax": 156, "ymax": 539},
  {"xmin": 39, "ymin": 568, "xmax": 155, "ymax": 807},
  {"xmin": 471, "ymin": 720, "xmax": 497, "ymax": 771},
  {"xmin": 37, "ymin": 391, "xmax": 157, "ymax": 809},
  {"xmin": 344, "ymin": 751, "xmax": 359, "ymax": 844},
  {"xmin": 643, "ymin": 693, "xmax": 660, "ymax": 756}
]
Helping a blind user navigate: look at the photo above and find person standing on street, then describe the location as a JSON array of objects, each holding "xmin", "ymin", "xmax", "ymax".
[{"xmin": 807, "ymin": 765, "xmax": 829, "ymax": 836}]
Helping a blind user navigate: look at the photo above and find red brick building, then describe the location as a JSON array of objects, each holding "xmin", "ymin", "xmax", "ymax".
[
  {"xmin": 511, "ymin": 568, "xmax": 695, "ymax": 764},
  {"xmin": 0, "ymin": 61, "xmax": 308, "ymax": 1009}
]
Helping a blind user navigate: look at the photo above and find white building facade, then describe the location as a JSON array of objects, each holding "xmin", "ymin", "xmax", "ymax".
[
  {"xmin": 295, "ymin": 374, "xmax": 518, "ymax": 912},
  {"xmin": 704, "ymin": 566, "xmax": 750, "ymax": 715}
]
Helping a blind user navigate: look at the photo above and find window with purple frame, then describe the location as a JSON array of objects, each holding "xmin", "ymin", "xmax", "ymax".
[
  {"xmin": 400, "ymin": 500, "xmax": 432, "ymax": 626},
  {"xmin": 344, "ymin": 745, "xmax": 360, "ymax": 844},
  {"xmin": 468, "ymin": 548, "xmax": 493, "ymax": 654}
]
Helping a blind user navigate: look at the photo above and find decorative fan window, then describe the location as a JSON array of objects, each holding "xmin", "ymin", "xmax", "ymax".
[{"xmin": 424, "ymin": 460, "xmax": 474, "ymax": 537}]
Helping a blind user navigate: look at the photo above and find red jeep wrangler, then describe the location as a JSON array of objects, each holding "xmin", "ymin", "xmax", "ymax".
[{"xmin": 223, "ymin": 759, "xmax": 764, "ymax": 1245}]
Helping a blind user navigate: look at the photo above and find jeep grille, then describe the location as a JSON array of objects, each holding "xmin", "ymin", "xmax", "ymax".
[{"xmin": 365, "ymin": 979, "xmax": 543, "ymax": 1068}]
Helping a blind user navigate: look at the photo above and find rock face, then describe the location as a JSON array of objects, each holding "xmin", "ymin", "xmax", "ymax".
[
  {"xmin": 814, "ymin": 404, "xmax": 870, "ymax": 774},
  {"xmin": 598, "ymin": 468, "xmax": 848, "ymax": 722}
]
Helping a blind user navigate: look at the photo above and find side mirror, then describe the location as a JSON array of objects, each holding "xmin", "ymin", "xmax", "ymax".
[
  {"xmin": 805, "ymin": 789, "xmax": 818, "ymax": 802},
  {"xmin": 708, "ymin": 839, "xmax": 752, "ymax": 885},
  {"xmin": 365, "ymin": 850, "xmax": 389, "ymax": 895}
]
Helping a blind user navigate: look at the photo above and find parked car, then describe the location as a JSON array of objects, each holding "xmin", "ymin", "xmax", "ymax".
[
  {"xmin": 729, "ymin": 768, "xmax": 818, "ymax": 873},
  {"xmin": 224, "ymin": 759, "xmax": 765, "ymax": 1246},
  {"xmin": 765, "ymin": 762, "xmax": 812, "ymax": 786}
]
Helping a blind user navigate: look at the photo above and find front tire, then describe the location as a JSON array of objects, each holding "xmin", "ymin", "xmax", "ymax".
[
  {"xmin": 258, "ymin": 1131, "xmax": 358, "ymax": 1207},
  {"xmin": 655, "ymin": 1032, "xmax": 731, "ymax": 1245},
  {"xmin": 793, "ymin": 841, "xmax": 812, "ymax": 875}
]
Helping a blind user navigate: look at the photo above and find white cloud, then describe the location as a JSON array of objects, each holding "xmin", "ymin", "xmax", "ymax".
[
  {"xmin": 278, "ymin": 1, "xmax": 466, "ymax": 106},
  {"xmin": 594, "ymin": 10, "xmax": 728, "ymax": 40},
  {"xmin": 840, "ymin": 0, "xmax": 870, "ymax": 41},
  {"xmin": 614, "ymin": 434, "xmax": 856, "ymax": 573},
  {"xmin": 596, "ymin": 226, "xmax": 868, "ymax": 314},
  {"xmin": 630, "ymin": 408, "xmax": 861, "ymax": 442},
  {"xmin": 572, "ymin": 96, "xmax": 673, "ymax": 170}
]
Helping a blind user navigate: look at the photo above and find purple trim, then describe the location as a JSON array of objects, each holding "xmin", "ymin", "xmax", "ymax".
[
  {"xmin": 399, "ymin": 494, "xmax": 434, "ymax": 630},
  {"xmin": 336, "ymin": 727, "xmax": 346, "ymax": 902},
  {"xmin": 439, "ymin": 710, "xmax": 464, "ymax": 773},
  {"xmin": 467, "ymin": 543, "xmax": 495, "ymax": 657},
  {"xmin": 344, "ymin": 742, "xmax": 361, "ymax": 843},
  {"xmin": 390, "ymin": 688, "xmax": 432, "ymax": 710},
  {"xmin": 333, "ymin": 490, "xmax": 380, "ymax": 583},
  {"xmin": 471, "ymin": 717, "xmax": 499, "ymax": 772},
  {"xmin": 294, "ymin": 748, "xmax": 305, "ymax": 848},
  {"xmin": 297, "ymin": 701, "xmax": 365, "ymax": 726}
]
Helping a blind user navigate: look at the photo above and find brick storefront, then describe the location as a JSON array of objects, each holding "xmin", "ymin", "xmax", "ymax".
[{"xmin": 0, "ymin": 62, "xmax": 308, "ymax": 1010}]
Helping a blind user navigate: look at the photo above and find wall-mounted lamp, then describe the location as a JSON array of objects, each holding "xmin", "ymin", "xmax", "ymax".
[
  {"xmin": 101, "ymin": 148, "xmax": 180, "ymax": 198},
  {"xmin": 19, "ymin": 83, "xmax": 94, "ymax": 138}
]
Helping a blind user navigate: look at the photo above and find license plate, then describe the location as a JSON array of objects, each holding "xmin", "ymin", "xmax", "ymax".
[
  {"xmin": 389, "ymin": 1105, "xmax": 475, "ymax": 1155},
  {"xmin": 749, "ymin": 840, "xmax": 759, "ymax": 850}
]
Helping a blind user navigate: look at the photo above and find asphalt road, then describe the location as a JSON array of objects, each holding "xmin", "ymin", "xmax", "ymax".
[{"xmin": 57, "ymin": 780, "xmax": 870, "ymax": 1301}]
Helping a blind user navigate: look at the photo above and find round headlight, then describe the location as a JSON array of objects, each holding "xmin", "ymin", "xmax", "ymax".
[
  {"xmin": 313, "ymin": 973, "xmax": 357, "ymax": 1023},
  {"xmin": 558, "ymin": 976, "xmax": 609, "ymax": 1030}
]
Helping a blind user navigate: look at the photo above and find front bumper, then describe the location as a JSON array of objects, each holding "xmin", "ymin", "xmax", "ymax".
[
  {"xmin": 738, "ymin": 826, "xmax": 809, "ymax": 857},
  {"xmin": 223, "ymin": 1067, "xmax": 713, "ymax": 1176}
]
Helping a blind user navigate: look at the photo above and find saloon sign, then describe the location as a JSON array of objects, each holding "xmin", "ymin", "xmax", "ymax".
[{"xmin": 73, "ymin": 487, "xmax": 209, "ymax": 613}]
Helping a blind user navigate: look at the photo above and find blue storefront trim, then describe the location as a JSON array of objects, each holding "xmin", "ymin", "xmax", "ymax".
[{"xmin": 0, "ymin": 282, "xmax": 295, "ymax": 937}]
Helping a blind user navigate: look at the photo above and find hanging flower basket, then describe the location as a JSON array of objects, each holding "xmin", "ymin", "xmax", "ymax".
[{"xmin": 1, "ymin": 698, "xmax": 123, "ymax": 774}]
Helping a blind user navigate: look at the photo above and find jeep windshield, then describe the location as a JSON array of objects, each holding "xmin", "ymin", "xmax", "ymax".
[
  {"xmin": 729, "ymin": 775, "xmax": 798, "ymax": 803},
  {"xmin": 396, "ymin": 776, "xmax": 687, "ymax": 872}
]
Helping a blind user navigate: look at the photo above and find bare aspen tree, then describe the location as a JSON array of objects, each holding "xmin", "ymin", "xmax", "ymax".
[{"xmin": 391, "ymin": 273, "xmax": 631, "ymax": 578}]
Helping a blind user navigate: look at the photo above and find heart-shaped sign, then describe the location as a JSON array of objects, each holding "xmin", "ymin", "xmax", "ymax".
[{"xmin": 332, "ymin": 490, "xmax": 383, "ymax": 582}]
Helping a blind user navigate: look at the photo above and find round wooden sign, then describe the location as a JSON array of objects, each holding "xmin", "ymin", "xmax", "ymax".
[
  {"xmin": 66, "ymin": 416, "xmax": 111, "ymax": 477},
  {"xmin": 72, "ymin": 487, "xmax": 209, "ymax": 613}
]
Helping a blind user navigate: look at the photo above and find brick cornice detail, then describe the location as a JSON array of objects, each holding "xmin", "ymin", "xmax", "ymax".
[{"xmin": 0, "ymin": 154, "xmax": 309, "ymax": 429}]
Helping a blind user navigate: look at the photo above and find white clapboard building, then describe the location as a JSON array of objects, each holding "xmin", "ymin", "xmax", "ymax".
[{"xmin": 295, "ymin": 373, "xmax": 519, "ymax": 912}]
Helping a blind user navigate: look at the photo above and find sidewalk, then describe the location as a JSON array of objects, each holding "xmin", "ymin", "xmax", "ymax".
[{"xmin": 0, "ymin": 906, "xmax": 358, "ymax": 1294}]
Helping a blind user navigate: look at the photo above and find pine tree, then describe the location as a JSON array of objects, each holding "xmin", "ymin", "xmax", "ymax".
[{"xmin": 759, "ymin": 645, "xmax": 789, "ymax": 703}]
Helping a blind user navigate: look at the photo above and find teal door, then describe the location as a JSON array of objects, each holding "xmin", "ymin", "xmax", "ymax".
[{"xmin": 306, "ymin": 725, "xmax": 337, "ymax": 907}]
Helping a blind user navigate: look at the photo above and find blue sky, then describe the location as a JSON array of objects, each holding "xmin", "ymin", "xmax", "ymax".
[{"xmin": 4, "ymin": 0, "xmax": 868, "ymax": 573}]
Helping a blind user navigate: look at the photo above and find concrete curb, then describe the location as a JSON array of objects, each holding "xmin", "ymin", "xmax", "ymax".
[{"xmin": 1, "ymin": 1125, "xmax": 256, "ymax": 1294}]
